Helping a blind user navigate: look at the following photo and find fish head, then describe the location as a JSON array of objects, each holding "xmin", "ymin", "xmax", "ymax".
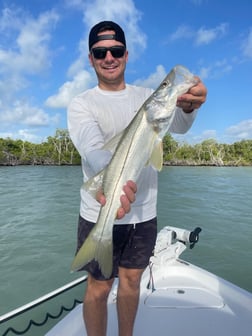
[{"xmin": 145, "ymin": 65, "xmax": 199, "ymax": 136}]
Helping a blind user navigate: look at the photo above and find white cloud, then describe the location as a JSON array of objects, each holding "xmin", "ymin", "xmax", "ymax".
[
  {"xmin": 133, "ymin": 65, "xmax": 167, "ymax": 89},
  {"xmin": 174, "ymin": 119, "xmax": 252, "ymax": 145},
  {"xmin": 0, "ymin": 75, "xmax": 28, "ymax": 100},
  {"xmin": 0, "ymin": 7, "xmax": 21, "ymax": 31},
  {"xmin": 0, "ymin": 131, "xmax": 14, "ymax": 139},
  {"xmin": 198, "ymin": 66, "xmax": 211, "ymax": 80},
  {"xmin": 0, "ymin": 6, "xmax": 60, "ymax": 136},
  {"xmin": 169, "ymin": 23, "xmax": 228, "ymax": 46},
  {"xmin": 174, "ymin": 129, "xmax": 218, "ymax": 144},
  {"xmin": 200, "ymin": 130, "xmax": 218, "ymax": 139},
  {"xmin": 0, "ymin": 129, "xmax": 43, "ymax": 143},
  {"xmin": 242, "ymin": 28, "xmax": 252, "ymax": 58},
  {"xmin": 225, "ymin": 119, "xmax": 252, "ymax": 141},
  {"xmin": 0, "ymin": 100, "xmax": 59, "ymax": 127},
  {"xmin": 0, "ymin": 9, "xmax": 59, "ymax": 75},
  {"xmin": 46, "ymin": 70, "xmax": 96, "ymax": 108},
  {"xmin": 66, "ymin": 38, "xmax": 89, "ymax": 78},
  {"xmin": 17, "ymin": 129, "xmax": 44, "ymax": 142},
  {"xmin": 198, "ymin": 59, "xmax": 232, "ymax": 80},
  {"xmin": 195, "ymin": 23, "xmax": 228, "ymax": 46},
  {"xmin": 170, "ymin": 25, "xmax": 193, "ymax": 41}
]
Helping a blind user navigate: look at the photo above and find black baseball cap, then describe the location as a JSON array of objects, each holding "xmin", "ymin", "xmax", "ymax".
[{"xmin": 89, "ymin": 21, "xmax": 126, "ymax": 50}]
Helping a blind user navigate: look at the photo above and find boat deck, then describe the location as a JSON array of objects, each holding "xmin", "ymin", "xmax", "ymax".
[{"xmin": 46, "ymin": 260, "xmax": 252, "ymax": 336}]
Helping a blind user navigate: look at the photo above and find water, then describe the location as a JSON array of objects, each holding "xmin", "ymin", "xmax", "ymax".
[
  {"xmin": 157, "ymin": 166, "xmax": 252, "ymax": 292},
  {"xmin": 0, "ymin": 166, "xmax": 252, "ymax": 333}
]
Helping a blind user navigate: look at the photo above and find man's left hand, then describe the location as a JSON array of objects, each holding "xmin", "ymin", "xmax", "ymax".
[{"xmin": 177, "ymin": 77, "xmax": 207, "ymax": 113}]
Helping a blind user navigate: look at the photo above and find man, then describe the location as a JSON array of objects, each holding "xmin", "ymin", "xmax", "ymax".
[{"xmin": 68, "ymin": 21, "xmax": 207, "ymax": 336}]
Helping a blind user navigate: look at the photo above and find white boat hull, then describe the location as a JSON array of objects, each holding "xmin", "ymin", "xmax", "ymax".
[{"xmin": 46, "ymin": 227, "xmax": 252, "ymax": 336}]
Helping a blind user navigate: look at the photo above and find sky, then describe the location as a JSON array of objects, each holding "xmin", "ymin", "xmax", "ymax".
[{"xmin": 0, "ymin": 0, "xmax": 252, "ymax": 144}]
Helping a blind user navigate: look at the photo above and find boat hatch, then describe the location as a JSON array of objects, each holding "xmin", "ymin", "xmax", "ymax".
[{"xmin": 144, "ymin": 287, "xmax": 224, "ymax": 309}]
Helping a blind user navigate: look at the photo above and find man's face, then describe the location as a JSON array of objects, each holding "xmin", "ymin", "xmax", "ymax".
[{"xmin": 89, "ymin": 30, "xmax": 128, "ymax": 90}]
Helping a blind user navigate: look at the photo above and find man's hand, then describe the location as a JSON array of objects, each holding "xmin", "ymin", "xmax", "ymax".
[
  {"xmin": 117, "ymin": 180, "xmax": 137, "ymax": 219},
  {"xmin": 96, "ymin": 180, "xmax": 137, "ymax": 219},
  {"xmin": 176, "ymin": 77, "xmax": 207, "ymax": 113}
]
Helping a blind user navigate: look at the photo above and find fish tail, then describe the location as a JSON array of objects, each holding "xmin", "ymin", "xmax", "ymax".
[
  {"xmin": 95, "ymin": 240, "xmax": 113, "ymax": 279},
  {"xmin": 71, "ymin": 232, "xmax": 113, "ymax": 279}
]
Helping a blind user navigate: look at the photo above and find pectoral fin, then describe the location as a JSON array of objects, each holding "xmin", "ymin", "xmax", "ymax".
[{"xmin": 149, "ymin": 140, "xmax": 163, "ymax": 171}]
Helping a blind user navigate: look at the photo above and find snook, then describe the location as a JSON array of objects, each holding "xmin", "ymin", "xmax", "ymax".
[{"xmin": 71, "ymin": 65, "xmax": 198, "ymax": 278}]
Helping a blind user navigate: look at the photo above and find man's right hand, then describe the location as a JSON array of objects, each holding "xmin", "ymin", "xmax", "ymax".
[
  {"xmin": 117, "ymin": 180, "xmax": 137, "ymax": 219},
  {"xmin": 97, "ymin": 180, "xmax": 137, "ymax": 219}
]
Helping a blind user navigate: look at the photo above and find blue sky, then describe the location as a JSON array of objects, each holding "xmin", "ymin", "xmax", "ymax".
[{"xmin": 0, "ymin": 0, "xmax": 251, "ymax": 144}]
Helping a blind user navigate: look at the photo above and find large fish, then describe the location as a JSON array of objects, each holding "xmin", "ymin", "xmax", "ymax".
[{"xmin": 71, "ymin": 65, "xmax": 198, "ymax": 278}]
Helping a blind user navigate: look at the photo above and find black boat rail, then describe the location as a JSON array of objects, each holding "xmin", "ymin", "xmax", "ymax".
[{"xmin": 0, "ymin": 275, "xmax": 87, "ymax": 335}]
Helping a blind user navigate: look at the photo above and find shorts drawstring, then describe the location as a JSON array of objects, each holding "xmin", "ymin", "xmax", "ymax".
[{"xmin": 128, "ymin": 223, "xmax": 136, "ymax": 247}]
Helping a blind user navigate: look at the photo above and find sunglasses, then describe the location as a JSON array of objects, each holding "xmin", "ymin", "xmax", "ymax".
[{"xmin": 91, "ymin": 46, "xmax": 126, "ymax": 59}]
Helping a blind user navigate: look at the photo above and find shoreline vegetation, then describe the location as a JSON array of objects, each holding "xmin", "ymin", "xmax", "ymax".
[{"xmin": 1, "ymin": 129, "xmax": 251, "ymax": 167}]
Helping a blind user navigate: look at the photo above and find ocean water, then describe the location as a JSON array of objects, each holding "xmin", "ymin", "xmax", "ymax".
[
  {"xmin": 0, "ymin": 166, "xmax": 252, "ymax": 334},
  {"xmin": 158, "ymin": 166, "xmax": 252, "ymax": 291}
]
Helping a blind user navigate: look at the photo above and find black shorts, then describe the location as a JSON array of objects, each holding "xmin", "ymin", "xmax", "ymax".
[{"xmin": 76, "ymin": 215, "xmax": 157, "ymax": 280}]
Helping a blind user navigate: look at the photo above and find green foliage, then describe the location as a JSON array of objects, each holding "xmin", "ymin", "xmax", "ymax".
[
  {"xmin": 163, "ymin": 134, "xmax": 178, "ymax": 161},
  {"xmin": 0, "ymin": 130, "xmax": 251, "ymax": 166},
  {"xmin": 0, "ymin": 129, "xmax": 81, "ymax": 166},
  {"xmin": 169, "ymin": 138, "xmax": 252, "ymax": 166}
]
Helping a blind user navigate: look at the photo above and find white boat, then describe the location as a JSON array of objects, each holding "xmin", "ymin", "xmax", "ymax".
[
  {"xmin": 2, "ymin": 226, "xmax": 252, "ymax": 335},
  {"xmin": 46, "ymin": 225, "xmax": 252, "ymax": 335}
]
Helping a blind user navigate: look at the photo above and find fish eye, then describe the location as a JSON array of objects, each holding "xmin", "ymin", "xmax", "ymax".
[{"xmin": 161, "ymin": 81, "xmax": 168, "ymax": 88}]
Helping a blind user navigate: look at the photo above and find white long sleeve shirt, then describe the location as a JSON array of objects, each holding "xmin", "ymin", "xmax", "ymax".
[{"xmin": 68, "ymin": 84, "xmax": 197, "ymax": 224}]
